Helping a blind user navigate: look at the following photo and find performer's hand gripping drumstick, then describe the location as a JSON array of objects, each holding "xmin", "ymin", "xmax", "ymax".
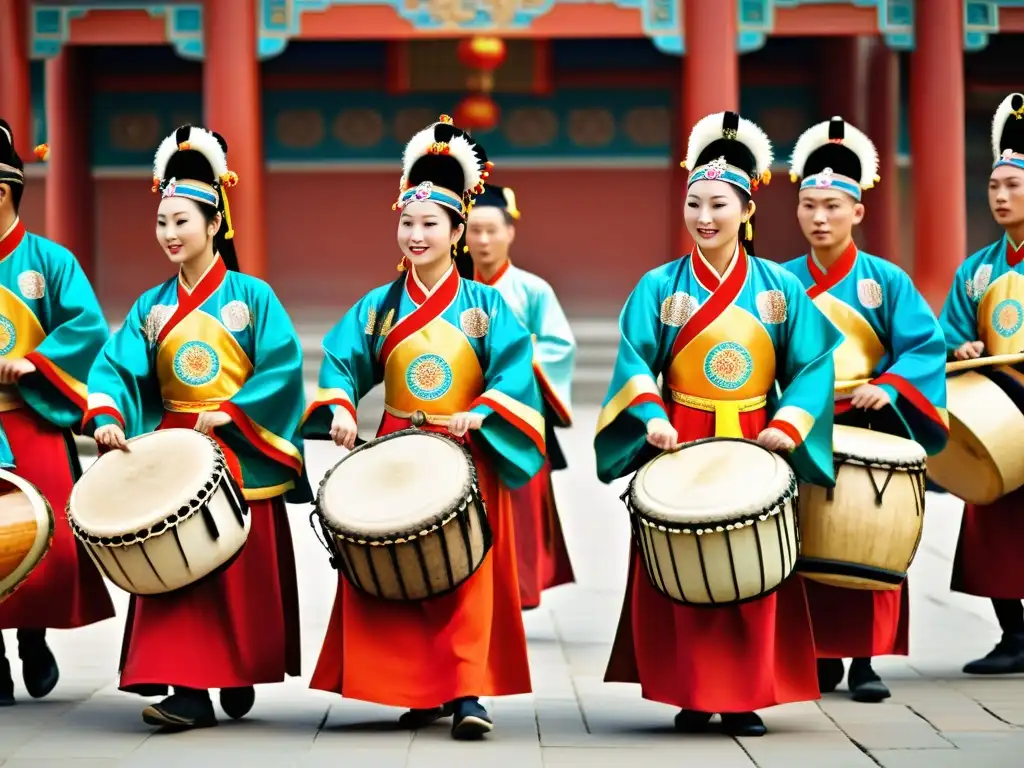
[
  {"xmin": 448, "ymin": 412, "xmax": 484, "ymax": 438},
  {"xmin": 953, "ymin": 340, "xmax": 985, "ymax": 360}
]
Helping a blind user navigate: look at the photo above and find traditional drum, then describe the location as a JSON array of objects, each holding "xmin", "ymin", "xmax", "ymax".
[
  {"xmin": 926, "ymin": 369, "xmax": 1024, "ymax": 505},
  {"xmin": 67, "ymin": 429, "xmax": 250, "ymax": 595},
  {"xmin": 623, "ymin": 437, "xmax": 799, "ymax": 606},
  {"xmin": 798, "ymin": 425, "xmax": 926, "ymax": 590},
  {"xmin": 0, "ymin": 470, "xmax": 53, "ymax": 603},
  {"xmin": 313, "ymin": 428, "xmax": 490, "ymax": 601}
]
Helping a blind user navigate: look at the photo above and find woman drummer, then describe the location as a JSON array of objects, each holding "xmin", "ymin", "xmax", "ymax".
[
  {"xmin": 941, "ymin": 93, "xmax": 1024, "ymax": 675},
  {"xmin": 301, "ymin": 115, "xmax": 546, "ymax": 740},
  {"xmin": 82, "ymin": 125, "xmax": 309, "ymax": 729},
  {"xmin": 594, "ymin": 111, "xmax": 842, "ymax": 737}
]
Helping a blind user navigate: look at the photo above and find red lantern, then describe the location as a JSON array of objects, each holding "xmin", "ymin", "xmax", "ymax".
[
  {"xmin": 454, "ymin": 94, "xmax": 500, "ymax": 133},
  {"xmin": 457, "ymin": 37, "xmax": 507, "ymax": 73}
]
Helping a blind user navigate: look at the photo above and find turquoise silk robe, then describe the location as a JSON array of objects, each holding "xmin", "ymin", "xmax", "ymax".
[
  {"xmin": 303, "ymin": 264, "xmax": 546, "ymax": 490},
  {"xmin": 941, "ymin": 235, "xmax": 1024, "ymax": 359},
  {"xmin": 0, "ymin": 218, "xmax": 108, "ymax": 467},
  {"xmin": 782, "ymin": 242, "xmax": 950, "ymax": 455},
  {"xmin": 594, "ymin": 246, "xmax": 842, "ymax": 487},
  {"xmin": 83, "ymin": 257, "xmax": 310, "ymax": 502}
]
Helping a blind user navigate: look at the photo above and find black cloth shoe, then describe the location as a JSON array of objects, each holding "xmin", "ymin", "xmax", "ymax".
[
  {"xmin": 963, "ymin": 633, "xmax": 1024, "ymax": 675},
  {"xmin": 817, "ymin": 658, "xmax": 845, "ymax": 694},
  {"xmin": 17, "ymin": 629, "xmax": 58, "ymax": 700},
  {"xmin": 721, "ymin": 711, "xmax": 767, "ymax": 737},
  {"xmin": 450, "ymin": 697, "xmax": 493, "ymax": 740},
  {"xmin": 142, "ymin": 687, "xmax": 217, "ymax": 730},
  {"xmin": 673, "ymin": 709, "xmax": 713, "ymax": 733},
  {"xmin": 0, "ymin": 651, "xmax": 14, "ymax": 706},
  {"xmin": 848, "ymin": 658, "xmax": 891, "ymax": 702},
  {"xmin": 219, "ymin": 686, "xmax": 255, "ymax": 720},
  {"xmin": 398, "ymin": 702, "xmax": 454, "ymax": 729}
]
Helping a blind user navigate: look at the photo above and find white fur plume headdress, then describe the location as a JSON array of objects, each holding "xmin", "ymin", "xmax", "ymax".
[
  {"xmin": 151, "ymin": 125, "xmax": 239, "ymax": 240},
  {"xmin": 393, "ymin": 114, "xmax": 492, "ymax": 219},
  {"xmin": 682, "ymin": 111, "xmax": 773, "ymax": 194},
  {"xmin": 788, "ymin": 116, "xmax": 878, "ymax": 201},
  {"xmin": 992, "ymin": 93, "xmax": 1024, "ymax": 173}
]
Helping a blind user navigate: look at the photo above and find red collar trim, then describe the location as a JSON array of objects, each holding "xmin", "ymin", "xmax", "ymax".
[
  {"xmin": 475, "ymin": 259, "xmax": 511, "ymax": 286},
  {"xmin": 1007, "ymin": 235, "xmax": 1024, "ymax": 267},
  {"xmin": 807, "ymin": 239, "xmax": 858, "ymax": 297},
  {"xmin": 0, "ymin": 219, "xmax": 26, "ymax": 261}
]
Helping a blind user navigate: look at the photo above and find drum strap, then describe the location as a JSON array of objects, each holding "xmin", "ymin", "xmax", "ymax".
[{"xmin": 670, "ymin": 391, "xmax": 766, "ymax": 438}]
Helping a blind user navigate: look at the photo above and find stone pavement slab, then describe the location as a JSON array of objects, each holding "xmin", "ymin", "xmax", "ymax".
[{"xmin": 4, "ymin": 406, "xmax": 1024, "ymax": 766}]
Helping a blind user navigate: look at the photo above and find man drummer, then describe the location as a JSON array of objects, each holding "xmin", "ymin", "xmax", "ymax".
[
  {"xmin": 783, "ymin": 116, "xmax": 948, "ymax": 701},
  {"xmin": 465, "ymin": 183, "xmax": 576, "ymax": 609},
  {"xmin": 0, "ymin": 122, "xmax": 115, "ymax": 705},
  {"xmin": 940, "ymin": 93, "xmax": 1024, "ymax": 674}
]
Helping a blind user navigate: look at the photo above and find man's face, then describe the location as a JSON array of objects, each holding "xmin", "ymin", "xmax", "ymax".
[
  {"xmin": 796, "ymin": 188, "xmax": 864, "ymax": 250},
  {"xmin": 466, "ymin": 206, "xmax": 514, "ymax": 272}
]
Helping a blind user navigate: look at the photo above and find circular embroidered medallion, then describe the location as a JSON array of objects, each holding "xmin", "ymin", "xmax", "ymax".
[
  {"xmin": 405, "ymin": 353, "xmax": 453, "ymax": 401},
  {"xmin": 703, "ymin": 341, "xmax": 753, "ymax": 391},
  {"xmin": 0, "ymin": 316, "xmax": 16, "ymax": 356},
  {"xmin": 460, "ymin": 308, "xmax": 490, "ymax": 338},
  {"xmin": 17, "ymin": 271, "xmax": 45, "ymax": 300},
  {"xmin": 220, "ymin": 300, "xmax": 251, "ymax": 332},
  {"xmin": 992, "ymin": 299, "xmax": 1024, "ymax": 338},
  {"xmin": 173, "ymin": 340, "xmax": 221, "ymax": 386}
]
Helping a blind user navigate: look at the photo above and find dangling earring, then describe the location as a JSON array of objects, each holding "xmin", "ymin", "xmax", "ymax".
[
  {"xmin": 744, "ymin": 219, "xmax": 753, "ymax": 242},
  {"xmin": 451, "ymin": 243, "xmax": 458, "ymax": 258},
  {"xmin": 396, "ymin": 257, "xmax": 407, "ymax": 272}
]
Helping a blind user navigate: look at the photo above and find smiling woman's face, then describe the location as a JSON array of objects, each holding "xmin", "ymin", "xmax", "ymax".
[
  {"xmin": 156, "ymin": 197, "xmax": 218, "ymax": 267},
  {"xmin": 396, "ymin": 200, "xmax": 463, "ymax": 270},
  {"xmin": 684, "ymin": 179, "xmax": 748, "ymax": 252}
]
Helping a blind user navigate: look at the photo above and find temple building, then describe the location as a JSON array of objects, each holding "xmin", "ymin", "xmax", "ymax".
[{"xmin": 0, "ymin": 0, "xmax": 1020, "ymax": 317}]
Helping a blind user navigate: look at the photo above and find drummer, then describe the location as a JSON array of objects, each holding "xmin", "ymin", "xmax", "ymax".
[
  {"xmin": 302, "ymin": 116, "xmax": 546, "ymax": 739},
  {"xmin": 593, "ymin": 111, "xmax": 842, "ymax": 737},
  {"xmin": 83, "ymin": 125, "xmax": 309, "ymax": 729},
  {"xmin": 782, "ymin": 117, "xmax": 948, "ymax": 702},
  {"xmin": 466, "ymin": 182, "xmax": 576, "ymax": 609},
  {"xmin": 940, "ymin": 92, "xmax": 1024, "ymax": 675},
  {"xmin": 0, "ymin": 122, "xmax": 115, "ymax": 705}
]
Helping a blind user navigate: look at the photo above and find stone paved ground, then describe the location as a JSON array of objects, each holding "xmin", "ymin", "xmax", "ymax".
[{"xmin": 3, "ymin": 403, "xmax": 1024, "ymax": 766}]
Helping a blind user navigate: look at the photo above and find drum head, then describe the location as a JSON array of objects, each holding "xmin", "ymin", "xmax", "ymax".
[
  {"xmin": 833, "ymin": 425, "xmax": 926, "ymax": 466},
  {"xmin": 319, "ymin": 430, "xmax": 472, "ymax": 539},
  {"xmin": 631, "ymin": 438, "xmax": 794, "ymax": 526},
  {"xmin": 0, "ymin": 469, "xmax": 53, "ymax": 601},
  {"xmin": 69, "ymin": 428, "xmax": 220, "ymax": 537}
]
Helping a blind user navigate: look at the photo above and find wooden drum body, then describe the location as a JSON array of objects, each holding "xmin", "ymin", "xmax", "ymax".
[
  {"xmin": 67, "ymin": 429, "xmax": 250, "ymax": 595},
  {"xmin": 314, "ymin": 428, "xmax": 491, "ymax": 601},
  {"xmin": 926, "ymin": 370, "xmax": 1024, "ymax": 505},
  {"xmin": 0, "ymin": 470, "xmax": 53, "ymax": 603},
  {"xmin": 798, "ymin": 425, "xmax": 926, "ymax": 590},
  {"xmin": 624, "ymin": 437, "xmax": 799, "ymax": 607}
]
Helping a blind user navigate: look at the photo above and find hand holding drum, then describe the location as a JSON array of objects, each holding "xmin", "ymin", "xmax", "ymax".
[{"xmin": 954, "ymin": 340, "xmax": 985, "ymax": 360}]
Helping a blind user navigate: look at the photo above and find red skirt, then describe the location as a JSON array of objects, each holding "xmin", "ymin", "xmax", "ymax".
[
  {"xmin": 804, "ymin": 579, "xmax": 909, "ymax": 657},
  {"xmin": 0, "ymin": 406, "xmax": 115, "ymax": 629},
  {"xmin": 604, "ymin": 404, "xmax": 819, "ymax": 713},
  {"xmin": 510, "ymin": 462, "xmax": 574, "ymax": 609},
  {"xmin": 118, "ymin": 411, "xmax": 300, "ymax": 693},
  {"xmin": 951, "ymin": 488, "xmax": 1024, "ymax": 598},
  {"xmin": 309, "ymin": 413, "xmax": 531, "ymax": 709}
]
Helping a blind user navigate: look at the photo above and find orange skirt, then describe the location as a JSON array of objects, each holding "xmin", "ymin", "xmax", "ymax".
[
  {"xmin": 0, "ymin": 407, "xmax": 115, "ymax": 629},
  {"xmin": 804, "ymin": 579, "xmax": 909, "ymax": 658},
  {"xmin": 951, "ymin": 488, "xmax": 1024, "ymax": 598},
  {"xmin": 604, "ymin": 404, "xmax": 819, "ymax": 712},
  {"xmin": 510, "ymin": 462, "xmax": 574, "ymax": 609},
  {"xmin": 309, "ymin": 413, "xmax": 531, "ymax": 708}
]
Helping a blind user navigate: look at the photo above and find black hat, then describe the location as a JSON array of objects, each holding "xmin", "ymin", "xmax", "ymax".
[
  {"xmin": 394, "ymin": 115, "xmax": 490, "ymax": 220},
  {"xmin": 471, "ymin": 183, "xmax": 520, "ymax": 220},
  {"xmin": 0, "ymin": 119, "xmax": 25, "ymax": 188},
  {"xmin": 992, "ymin": 93, "xmax": 1024, "ymax": 173},
  {"xmin": 789, "ymin": 116, "xmax": 879, "ymax": 201}
]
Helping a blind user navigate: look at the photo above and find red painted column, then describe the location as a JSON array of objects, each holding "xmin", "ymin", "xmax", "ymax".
[
  {"xmin": 864, "ymin": 40, "xmax": 901, "ymax": 267},
  {"xmin": 817, "ymin": 37, "xmax": 867, "ymax": 128},
  {"xmin": 44, "ymin": 48, "xmax": 94, "ymax": 278},
  {"xmin": 0, "ymin": 0, "xmax": 32, "ymax": 162},
  {"xmin": 204, "ymin": 0, "xmax": 266, "ymax": 278},
  {"xmin": 910, "ymin": 0, "xmax": 965, "ymax": 310},
  {"xmin": 678, "ymin": 0, "xmax": 739, "ymax": 256}
]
